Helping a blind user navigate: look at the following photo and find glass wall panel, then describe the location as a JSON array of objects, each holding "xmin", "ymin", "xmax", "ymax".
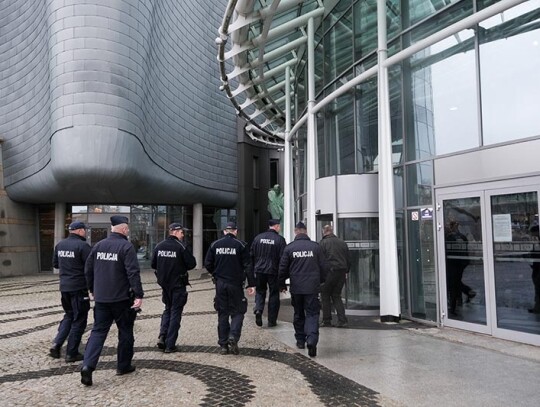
[
  {"xmin": 406, "ymin": 161, "xmax": 433, "ymax": 207},
  {"xmin": 389, "ymin": 65, "xmax": 403, "ymax": 165},
  {"xmin": 405, "ymin": 28, "xmax": 478, "ymax": 159},
  {"xmin": 315, "ymin": 43, "xmax": 324, "ymax": 97},
  {"xmin": 353, "ymin": 0, "xmax": 378, "ymax": 62},
  {"xmin": 387, "ymin": 0, "xmax": 401, "ymax": 40},
  {"xmin": 407, "ymin": 0, "xmax": 464, "ymax": 27},
  {"xmin": 407, "ymin": 209, "xmax": 436, "ymax": 320},
  {"xmin": 339, "ymin": 217, "xmax": 380, "ymax": 310},
  {"xmin": 479, "ymin": 1, "xmax": 540, "ymax": 145},
  {"xmin": 355, "ymin": 72, "xmax": 378, "ymax": 173},
  {"xmin": 323, "ymin": 11, "xmax": 353, "ymax": 85},
  {"xmin": 491, "ymin": 191, "xmax": 540, "ymax": 335},
  {"xmin": 396, "ymin": 212, "xmax": 409, "ymax": 314}
]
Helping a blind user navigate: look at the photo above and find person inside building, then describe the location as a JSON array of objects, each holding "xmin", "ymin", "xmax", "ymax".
[
  {"xmin": 319, "ymin": 224, "xmax": 351, "ymax": 328},
  {"xmin": 152, "ymin": 222, "xmax": 196, "ymax": 353},
  {"xmin": 50, "ymin": 221, "xmax": 91, "ymax": 362},
  {"xmin": 80, "ymin": 215, "xmax": 144, "ymax": 386},
  {"xmin": 278, "ymin": 221, "xmax": 327, "ymax": 357},
  {"xmin": 250, "ymin": 219, "xmax": 287, "ymax": 327},
  {"xmin": 204, "ymin": 221, "xmax": 255, "ymax": 355}
]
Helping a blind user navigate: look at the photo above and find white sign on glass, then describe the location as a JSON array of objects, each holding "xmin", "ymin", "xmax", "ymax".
[{"xmin": 493, "ymin": 214, "xmax": 512, "ymax": 242}]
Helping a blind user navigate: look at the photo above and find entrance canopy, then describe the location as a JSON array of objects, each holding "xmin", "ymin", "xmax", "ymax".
[{"xmin": 217, "ymin": 0, "xmax": 325, "ymax": 145}]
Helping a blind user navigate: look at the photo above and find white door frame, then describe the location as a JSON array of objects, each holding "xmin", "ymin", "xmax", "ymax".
[{"xmin": 436, "ymin": 177, "xmax": 540, "ymax": 346}]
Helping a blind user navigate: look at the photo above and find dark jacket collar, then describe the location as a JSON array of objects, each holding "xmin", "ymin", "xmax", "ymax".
[
  {"xmin": 294, "ymin": 233, "xmax": 310, "ymax": 241},
  {"xmin": 68, "ymin": 233, "xmax": 87, "ymax": 241},
  {"xmin": 110, "ymin": 232, "xmax": 128, "ymax": 240}
]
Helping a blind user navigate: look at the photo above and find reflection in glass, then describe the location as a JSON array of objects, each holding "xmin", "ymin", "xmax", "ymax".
[
  {"xmin": 491, "ymin": 191, "xmax": 540, "ymax": 336},
  {"xmin": 443, "ymin": 197, "xmax": 486, "ymax": 324},
  {"xmin": 339, "ymin": 218, "xmax": 379, "ymax": 310},
  {"xmin": 406, "ymin": 161, "xmax": 433, "ymax": 207},
  {"xmin": 479, "ymin": 1, "xmax": 540, "ymax": 145},
  {"xmin": 406, "ymin": 27, "xmax": 478, "ymax": 159}
]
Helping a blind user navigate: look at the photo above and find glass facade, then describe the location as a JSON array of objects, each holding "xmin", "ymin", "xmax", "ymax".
[{"xmin": 290, "ymin": 0, "xmax": 540, "ymax": 325}]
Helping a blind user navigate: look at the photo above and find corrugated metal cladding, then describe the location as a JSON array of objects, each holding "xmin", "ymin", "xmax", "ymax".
[{"xmin": 0, "ymin": 0, "xmax": 237, "ymax": 206}]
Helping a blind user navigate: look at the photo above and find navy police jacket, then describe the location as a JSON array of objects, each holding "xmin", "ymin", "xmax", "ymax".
[
  {"xmin": 85, "ymin": 232, "xmax": 144, "ymax": 303},
  {"xmin": 151, "ymin": 235, "xmax": 196, "ymax": 288},
  {"xmin": 250, "ymin": 229, "xmax": 287, "ymax": 275},
  {"xmin": 204, "ymin": 233, "xmax": 254, "ymax": 287},
  {"xmin": 278, "ymin": 233, "xmax": 327, "ymax": 295},
  {"xmin": 53, "ymin": 233, "xmax": 91, "ymax": 292}
]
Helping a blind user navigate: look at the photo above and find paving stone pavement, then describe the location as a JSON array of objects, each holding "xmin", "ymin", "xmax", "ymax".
[{"xmin": 0, "ymin": 270, "xmax": 389, "ymax": 407}]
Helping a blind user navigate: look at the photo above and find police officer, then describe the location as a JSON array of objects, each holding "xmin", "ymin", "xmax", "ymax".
[
  {"xmin": 50, "ymin": 221, "xmax": 91, "ymax": 362},
  {"xmin": 250, "ymin": 219, "xmax": 287, "ymax": 327},
  {"xmin": 320, "ymin": 224, "xmax": 351, "ymax": 328},
  {"xmin": 278, "ymin": 222, "xmax": 327, "ymax": 358},
  {"xmin": 204, "ymin": 221, "xmax": 254, "ymax": 355},
  {"xmin": 80, "ymin": 216, "xmax": 144, "ymax": 386},
  {"xmin": 152, "ymin": 222, "xmax": 196, "ymax": 353}
]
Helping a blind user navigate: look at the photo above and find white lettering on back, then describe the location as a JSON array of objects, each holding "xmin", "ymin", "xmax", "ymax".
[
  {"xmin": 58, "ymin": 250, "xmax": 75, "ymax": 258},
  {"xmin": 158, "ymin": 250, "xmax": 177, "ymax": 258},
  {"xmin": 216, "ymin": 248, "xmax": 236, "ymax": 255},
  {"xmin": 292, "ymin": 251, "xmax": 314, "ymax": 258},
  {"xmin": 96, "ymin": 252, "xmax": 118, "ymax": 261}
]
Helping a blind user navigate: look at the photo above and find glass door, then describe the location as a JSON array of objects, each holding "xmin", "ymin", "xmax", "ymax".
[
  {"xmin": 438, "ymin": 193, "xmax": 491, "ymax": 334},
  {"xmin": 437, "ymin": 182, "xmax": 540, "ymax": 345},
  {"xmin": 487, "ymin": 188, "xmax": 540, "ymax": 343}
]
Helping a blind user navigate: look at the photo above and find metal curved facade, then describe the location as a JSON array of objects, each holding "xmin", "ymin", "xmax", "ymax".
[{"xmin": 0, "ymin": 0, "xmax": 237, "ymax": 205}]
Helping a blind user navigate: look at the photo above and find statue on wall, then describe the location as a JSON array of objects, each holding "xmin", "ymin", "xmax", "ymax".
[{"xmin": 267, "ymin": 184, "xmax": 284, "ymax": 233}]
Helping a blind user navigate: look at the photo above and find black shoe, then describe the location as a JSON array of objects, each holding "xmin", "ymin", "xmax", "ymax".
[
  {"xmin": 255, "ymin": 312, "xmax": 263, "ymax": 327},
  {"xmin": 157, "ymin": 335, "xmax": 166, "ymax": 350},
  {"xmin": 228, "ymin": 337, "xmax": 239, "ymax": 355},
  {"xmin": 65, "ymin": 353, "xmax": 84, "ymax": 363},
  {"xmin": 320, "ymin": 321, "xmax": 333, "ymax": 327},
  {"xmin": 164, "ymin": 346, "xmax": 178, "ymax": 354},
  {"xmin": 268, "ymin": 321, "xmax": 277, "ymax": 327},
  {"xmin": 219, "ymin": 346, "xmax": 229, "ymax": 355},
  {"xmin": 80, "ymin": 366, "xmax": 93, "ymax": 386},
  {"xmin": 116, "ymin": 365, "xmax": 136, "ymax": 376},
  {"xmin": 307, "ymin": 344, "xmax": 317, "ymax": 357},
  {"xmin": 296, "ymin": 341, "xmax": 305, "ymax": 349},
  {"xmin": 49, "ymin": 344, "xmax": 61, "ymax": 359},
  {"xmin": 336, "ymin": 321, "xmax": 348, "ymax": 328}
]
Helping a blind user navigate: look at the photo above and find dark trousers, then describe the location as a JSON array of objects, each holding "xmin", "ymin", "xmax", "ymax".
[
  {"xmin": 254, "ymin": 273, "xmax": 280, "ymax": 323},
  {"xmin": 321, "ymin": 271, "xmax": 347, "ymax": 324},
  {"xmin": 83, "ymin": 300, "xmax": 136, "ymax": 371},
  {"xmin": 291, "ymin": 293, "xmax": 320, "ymax": 347},
  {"xmin": 160, "ymin": 286, "xmax": 188, "ymax": 349},
  {"xmin": 215, "ymin": 279, "xmax": 247, "ymax": 346},
  {"xmin": 447, "ymin": 262, "xmax": 471, "ymax": 312},
  {"xmin": 54, "ymin": 290, "xmax": 90, "ymax": 357}
]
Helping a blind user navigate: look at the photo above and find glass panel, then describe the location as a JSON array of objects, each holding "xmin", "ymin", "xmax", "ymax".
[
  {"xmin": 479, "ymin": 1, "xmax": 540, "ymax": 145},
  {"xmin": 387, "ymin": 0, "xmax": 401, "ymax": 40},
  {"xmin": 491, "ymin": 191, "xmax": 540, "ymax": 335},
  {"xmin": 339, "ymin": 217, "xmax": 380, "ymax": 310},
  {"xmin": 408, "ymin": 209, "xmax": 436, "ymax": 320},
  {"xmin": 406, "ymin": 161, "xmax": 433, "ymax": 207},
  {"xmin": 405, "ymin": 27, "xmax": 478, "ymax": 159},
  {"xmin": 355, "ymin": 71, "xmax": 378, "ymax": 173},
  {"xmin": 443, "ymin": 197, "xmax": 486, "ymax": 324},
  {"xmin": 396, "ymin": 212, "xmax": 409, "ymax": 314},
  {"xmin": 408, "ymin": 0, "xmax": 464, "ymax": 27},
  {"xmin": 324, "ymin": 11, "xmax": 353, "ymax": 85},
  {"xmin": 353, "ymin": 0, "xmax": 378, "ymax": 62}
]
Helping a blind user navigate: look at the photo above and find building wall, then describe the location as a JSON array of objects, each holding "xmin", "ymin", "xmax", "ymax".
[
  {"xmin": 0, "ymin": 146, "xmax": 39, "ymax": 277},
  {"xmin": 0, "ymin": 0, "xmax": 237, "ymax": 206}
]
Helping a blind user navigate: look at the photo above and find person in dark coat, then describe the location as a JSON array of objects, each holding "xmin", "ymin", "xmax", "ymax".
[
  {"xmin": 80, "ymin": 215, "xmax": 144, "ymax": 386},
  {"xmin": 152, "ymin": 222, "xmax": 197, "ymax": 353},
  {"xmin": 278, "ymin": 222, "xmax": 327, "ymax": 357},
  {"xmin": 50, "ymin": 221, "xmax": 91, "ymax": 362},
  {"xmin": 319, "ymin": 224, "xmax": 351, "ymax": 327},
  {"xmin": 204, "ymin": 222, "xmax": 255, "ymax": 355},
  {"xmin": 250, "ymin": 219, "xmax": 287, "ymax": 327}
]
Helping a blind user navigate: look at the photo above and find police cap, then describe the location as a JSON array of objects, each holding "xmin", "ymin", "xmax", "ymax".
[
  {"xmin": 110, "ymin": 215, "xmax": 129, "ymax": 226},
  {"xmin": 225, "ymin": 221, "xmax": 237, "ymax": 230},
  {"xmin": 169, "ymin": 222, "xmax": 188, "ymax": 231},
  {"xmin": 68, "ymin": 221, "xmax": 86, "ymax": 230},
  {"xmin": 268, "ymin": 219, "xmax": 280, "ymax": 227},
  {"xmin": 295, "ymin": 221, "xmax": 306, "ymax": 230}
]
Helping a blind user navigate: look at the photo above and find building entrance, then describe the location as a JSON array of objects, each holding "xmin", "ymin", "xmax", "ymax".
[{"xmin": 436, "ymin": 180, "xmax": 540, "ymax": 346}]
